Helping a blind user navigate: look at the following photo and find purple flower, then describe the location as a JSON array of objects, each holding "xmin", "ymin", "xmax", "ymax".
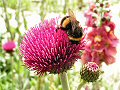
[
  {"xmin": 20, "ymin": 18, "xmax": 85, "ymax": 75},
  {"xmin": 3, "ymin": 41, "xmax": 17, "ymax": 53}
]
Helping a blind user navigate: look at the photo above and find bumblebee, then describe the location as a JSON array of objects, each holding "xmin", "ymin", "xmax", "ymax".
[{"xmin": 57, "ymin": 9, "xmax": 83, "ymax": 44}]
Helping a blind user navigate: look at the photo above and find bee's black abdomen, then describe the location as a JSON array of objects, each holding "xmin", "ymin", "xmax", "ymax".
[{"xmin": 67, "ymin": 27, "xmax": 83, "ymax": 38}]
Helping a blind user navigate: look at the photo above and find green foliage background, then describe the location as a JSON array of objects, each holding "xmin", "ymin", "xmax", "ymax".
[{"xmin": 0, "ymin": 0, "xmax": 120, "ymax": 90}]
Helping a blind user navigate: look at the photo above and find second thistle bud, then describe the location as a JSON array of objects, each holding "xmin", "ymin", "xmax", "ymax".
[
  {"xmin": 80, "ymin": 62, "xmax": 100, "ymax": 82},
  {"xmin": 3, "ymin": 41, "xmax": 17, "ymax": 53}
]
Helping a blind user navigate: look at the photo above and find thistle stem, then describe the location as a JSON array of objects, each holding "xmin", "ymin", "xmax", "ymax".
[
  {"xmin": 10, "ymin": 53, "xmax": 14, "ymax": 88},
  {"xmin": 2, "ymin": 0, "xmax": 13, "ymax": 40},
  {"xmin": 15, "ymin": 0, "xmax": 22, "ymax": 35},
  {"xmin": 37, "ymin": 76, "xmax": 41, "ymax": 90},
  {"xmin": 60, "ymin": 72, "xmax": 70, "ymax": 90},
  {"xmin": 77, "ymin": 80, "xmax": 86, "ymax": 90},
  {"xmin": 37, "ymin": 76, "xmax": 44, "ymax": 90}
]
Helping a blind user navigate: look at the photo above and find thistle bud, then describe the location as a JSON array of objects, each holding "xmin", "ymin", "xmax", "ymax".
[
  {"xmin": 3, "ymin": 41, "xmax": 17, "ymax": 53},
  {"xmin": 80, "ymin": 62, "xmax": 100, "ymax": 82}
]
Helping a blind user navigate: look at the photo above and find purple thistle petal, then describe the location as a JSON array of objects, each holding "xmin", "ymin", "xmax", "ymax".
[{"xmin": 20, "ymin": 18, "xmax": 85, "ymax": 75}]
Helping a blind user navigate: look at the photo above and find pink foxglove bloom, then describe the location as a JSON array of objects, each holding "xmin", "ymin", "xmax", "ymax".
[
  {"xmin": 84, "ymin": 2, "xmax": 98, "ymax": 27},
  {"xmin": 81, "ymin": 1, "xmax": 119, "ymax": 66},
  {"xmin": 86, "ymin": 27, "xmax": 109, "ymax": 52},
  {"xmin": 3, "ymin": 41, "xmax": 17, "ymax": 53},
  {"xmin": 85, "ymin": 12, "xmax": 98, "ymax": 27},
  {"xmin": 20, "ymin": 18, "xmax": 85, "ymax": 75}
]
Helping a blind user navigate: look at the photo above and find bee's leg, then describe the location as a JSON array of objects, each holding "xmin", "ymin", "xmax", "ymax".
[
  {"xmin": 70, "ymin": 40, "xmax": 80, "ymax": 45},
  {"xmin": 56, "ymin": 27, "xmax": 60, "ymax": 32}
]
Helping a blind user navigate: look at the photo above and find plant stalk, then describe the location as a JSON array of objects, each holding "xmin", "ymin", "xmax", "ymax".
[
  {"xmin": 60, "ymin": 72, "xmax": 70, "ymax": 90},
  {"xmin": 10, "ymin": 53, "xmax": 14, "ymax": 88},
  {"xmin": 37, "ymin": 76, "xmax": 44, "ymax": 90},
  {"xmin": 2, "ymin": 0, "xmax": 13, "ymax": 39},
  {"xmin": 15, "ymin": 0, "xmax": 22, "ymax": 35},
  {"xmin": 77, "ymin": 80, "xmax": 86, "ymax": 90}
]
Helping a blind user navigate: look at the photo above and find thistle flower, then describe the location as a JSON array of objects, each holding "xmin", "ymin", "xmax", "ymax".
[
  {"xmin": 3, "ymin": 41, "xmax": 17, "ymax": 53},
  {"xmin": 80, "ymin": 62, "xmax": 100, "ymax": 82},
  {"xmin": 20, "ymin": 18, "xmax": 85, "ymax": 75}
]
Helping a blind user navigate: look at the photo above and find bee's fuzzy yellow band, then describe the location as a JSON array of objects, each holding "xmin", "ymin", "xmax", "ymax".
[{"xmin": 68, "ymin": 36, "xmax": 82, "ymax": 41}]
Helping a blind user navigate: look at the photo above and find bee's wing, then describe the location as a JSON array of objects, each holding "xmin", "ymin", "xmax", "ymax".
[
  {"xmin": 68, "ymin": 9, "xmax": 79, "ymax": 30},
  {"xmin": 68, "ymin": 8, "xmax": 76, "ymax": 20}
]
